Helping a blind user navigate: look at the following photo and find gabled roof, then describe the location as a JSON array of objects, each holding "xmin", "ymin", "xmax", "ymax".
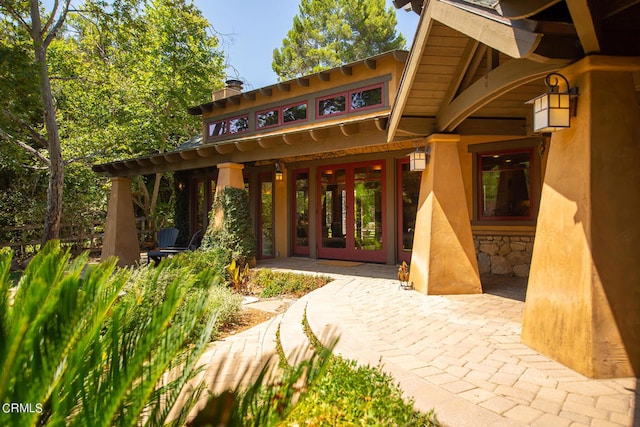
[
  {"xmin": 188, "ymin": 50, "xmax": 408, "ymax": 116},
  {"xmin": 388, "ymin": 0, "xmax": 640, "ymax": 141}
]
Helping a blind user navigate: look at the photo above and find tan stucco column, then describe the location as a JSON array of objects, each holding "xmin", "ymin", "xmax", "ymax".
[
  {"xmin": 101, "ymin": 177, "xmax": 140, "ymax": 267},
  {"xmin": 213, "ymin": 162, "xmax": 245, "ymax": 228},
  {"xmin": 274, "ymin": 166, "xmax": 288, "ymax": 258},
  {"xmin": 522, "ymin": 56, "xmax": 640, "ymax": 378},
  {"xmin": 409, "ymin": 134, "xmax": 482, "ymax": 294}
]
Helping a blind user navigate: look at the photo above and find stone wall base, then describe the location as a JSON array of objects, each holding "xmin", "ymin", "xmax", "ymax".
[{"xmin": 474, "ymin": 235, "xmax": 534, "ymax": 277}]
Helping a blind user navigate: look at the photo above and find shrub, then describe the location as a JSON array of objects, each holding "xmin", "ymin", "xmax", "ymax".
[
  {"xmin": 123, "ymin": 256, "xmax": 242, "ymax": 344},
  {"xmin": 284, "ymin": 356, "xmax": 439, "ymax": 426},
  {"xmin": 254, "ymin": 268, "xmax": 332, "ymax": 298},
  {"xmin": 0, "ymin": 242, "xmax": 217, "ymax": 427},
  {"xmin": 202, "ymin": 187, "xmax": 256, "ymax": 267}
]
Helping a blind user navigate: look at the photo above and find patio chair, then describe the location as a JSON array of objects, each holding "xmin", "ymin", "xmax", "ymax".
[
  {"xmin": 147, "ymin": 229, "xmax": 203, "ymax": 265},
  {"xmin": 147, "ymin": 227, "xmax": 178, "ymax": 265}
]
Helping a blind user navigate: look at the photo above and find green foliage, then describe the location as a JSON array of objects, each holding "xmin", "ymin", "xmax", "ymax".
[
  {"xmin": 273, "ymin": 0, "xmax": 406, "ymax": 80},
  {"xmin": 121, "ymin": 254, "xmax": 242, "ymax": 345},
  {"xmin": 285, "ymin": 356, "xmax": 440, "ymax": 426},
  {"xmin": 254, "ymin": 268, "xmax": 333, "ymax": 298},
  {"xmin": 202, "ymin": 187, "xmax": 256, "ymax": 267},
  {"xmin": 0, "ymin": 0, "xmax": 226, "ymax": 242},
  {"xmin": 226, "ymin": 258, "xmax": 251, "ymax": 294},
  {"xmin": 280, "ymin": 305, "xmax": 440, "ymax": 426},
  {"xmin": 0, "ymin": 241, "xmax": 219, "ymax": 427}
]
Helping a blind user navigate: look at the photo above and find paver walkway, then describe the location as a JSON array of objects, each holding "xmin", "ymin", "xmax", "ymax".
[{"xmin": 199, "ymin": 258, "xmax": 639, "ymax": 427}]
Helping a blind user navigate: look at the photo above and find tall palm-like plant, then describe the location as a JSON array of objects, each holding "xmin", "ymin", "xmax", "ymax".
[{"xmin": 0, "ymin": 243, "xmax": 215, "ymax": 427}]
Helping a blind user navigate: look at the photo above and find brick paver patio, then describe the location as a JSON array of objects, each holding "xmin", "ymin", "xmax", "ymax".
[{"xmin": 198, "ymin": 258, "xmax": 638, "ymax": 426}]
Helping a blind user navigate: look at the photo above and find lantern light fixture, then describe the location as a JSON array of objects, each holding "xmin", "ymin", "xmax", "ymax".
[
  {"xmin": 274, "ymin": 161, "xmax": 284, "ymax": 181},
  {"xmin": 408, "ymin": 144, "xmax": 430, "ymax": 172},
  {"xmin": 527, "ymin": 72, "xmax": 579, "ymax": 133}
]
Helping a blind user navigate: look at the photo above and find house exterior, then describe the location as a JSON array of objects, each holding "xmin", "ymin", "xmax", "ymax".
[{"xmin": 95, "ymin": 0, "xmax": 640, "ymax": 379}]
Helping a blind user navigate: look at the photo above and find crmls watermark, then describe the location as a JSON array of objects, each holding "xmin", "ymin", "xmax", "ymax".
[{"xmin": 2, "ymin": 402, "xmax": 43, "ymax": 414}]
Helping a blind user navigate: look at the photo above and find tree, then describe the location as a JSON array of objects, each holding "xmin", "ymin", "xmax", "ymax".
[
  {"xmin": 272, "ymin": 0, "xmax": 406, "ymax": 80},
  {"xmin": 0, "ymin": 0, "xmax": 225, "ymax": 246},
  {"xmin": 0, "ymin": 0, "xmax": 71, "ymax": 244}
]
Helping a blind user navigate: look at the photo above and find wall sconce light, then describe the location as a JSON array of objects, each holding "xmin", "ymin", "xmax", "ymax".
[
  {"xmin": 408, "ymin": 144, "xmax": 430, "ymax": 172},
  {"xmin": 177, "ymin": 181, "xmax": 185, "ymax": 191},
  {"xmin": 527, "ymin": 72, "xmax": 579, "ymax": 133},
  {"xmin": 274, "ymin": 161, "xmax": 284, "ymax": 181}
]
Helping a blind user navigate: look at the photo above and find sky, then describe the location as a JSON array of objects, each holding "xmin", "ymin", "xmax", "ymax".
[{"xmin": 193, "ymin": 0, "xmax": 420, "ymax": 90}]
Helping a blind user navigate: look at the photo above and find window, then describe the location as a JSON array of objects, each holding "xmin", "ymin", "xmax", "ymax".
[
  {"xmin": 478, "ymin": 149, "xmax": 533, "ymax": 220},
  {"xmin": 208, "ymin": 120, "xmax": 226, "ymax": 138},
  {"xmin": 317, "ymin": 83, "xmax": 384, "ymax": 118},
  {"xmin": 257, "ymin": 109, "xmax": 279, "ymax": 128},
  {"xmin": 207, "ymin": 115, "xmax": 248, "ymax": 139},
  {"xmin": 351, "ymin": 86, "xmax": 383, "ymax": 110},
  {"xmin": 318, "ymin": 95, "xmax": 346, "ymax": 116},
  {"xmin": 283, "ymin": 102, "xmax": 307, "ymax": 123},
  {"xmin": 228, "ymin": 116, "xmax": 249, "ymax": 134}
]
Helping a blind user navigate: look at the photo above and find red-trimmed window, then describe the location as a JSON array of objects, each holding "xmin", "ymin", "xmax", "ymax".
[
  {"xmin": 317, "ymin": 83, "xmax": 384, "ymax": 118},
  {"xmin": 207, "ymin": 114, "xmax": 248, "ymax": 139},
  {"xmin": 477, "ymin": 149, "xmax": 534, "ymax": 221},
  {"xmin": 256, "ymin": 108, "xmax": 279, "ymax": 129},
  {"xmin": 283, "ymin": 102, "xmax": 308, "ymax": 124}
]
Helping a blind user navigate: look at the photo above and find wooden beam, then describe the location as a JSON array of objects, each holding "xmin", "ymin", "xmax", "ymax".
[
  {"xmin": 196, "ymin": 146, "xmax": 218, "ymax": 158},
  {"xmin": 135, "ymin": 158, "xmax": 152, "ymax": 167},
  {"xmin": 296, "ymin": 78, "xmax": 310, "ymax": 87},
  {"xmin": 282, "ymin": 133, "xmax": 303, "ymax": 145},
  {"xmin": 460, "ymin": 44, "xmax": 488, "ymax": 92},
  {"xmin": 602, "ymin": 0, "xmax": 640, "ymax": 19},
  {"xmin": 364, "ymin": 59, "xmax": 377, "ymax": 70},
  {"xmin": 442, "ymin": 39, "xmax": 480, "ymax": 107},
  {"xmin": 494, "ymin": 0, "xmax": 562, "ymax": 19},
  {"xmin": 149, "ymin": 156, "xmax": 164, "ymax": 165},
  {"xmin": 455, "ymin": 117, "xmax": 527, "ymax": 135},
  {"xmin": 395, "ymin": 117, "xmax": 437, "ymax": 137},
  {"xmin": 309, "ymin": 128, "xmax": 329, "ymax": 141},
  {"xmin": 277, "ymin": 82, "xmax": 291, "ymax": 92},
  {"xmin": 339, "ymin": 122, "xmax": 360, "ymax": 136},
  {"xmin": 566, "ymin": 0, "xmax": 601, "ymax": 54},
  {"xmin": 215, "ymin": 144, "xmax": 236, "ymax": 154},
  {"xmin": 340, "ymin": 66, "xmax": 353, "ymax": 76},
  {"xmin": 430, "ymin": 0, "xmax": 543, "ymax": 59},
  {"xmin": 164, "ymin": 153, "xmax": 182, "ymax": 163},
  {"xmin": 179, "ymin": 150, "xmax": 199, "ymax": 160},
  {"xmin": 228, "ymin": 95, "xmax": 241, "ymax": 105},
  {"xmin": 374, "ymin": 116, "xmax": 389, "ymax": 131},
  {"xmin": 437, "ymin": 59, "xmax": 562, "ymax": 132},
  {"xmin": 259, "ymin": 88, "xmax": 273, "ymax": 97},
  {"xmin": 243, "ymin": 92, "xmax": 256, "ymax": 101},
  {"xmin": 235, "ymin": 140, "xmax": 258, "ymax": 152},
  {"xmin": 258, "ymin": 137, "xmax": 279, "ymax": 149},
  {"xmin": 318, "ymin": 72, "xmax": 331, "ymax": 82}
]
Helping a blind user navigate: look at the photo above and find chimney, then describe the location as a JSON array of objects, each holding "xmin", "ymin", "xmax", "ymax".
[{"xmin": 212, "ymin": 79, "xmax": 244, "ymax": 101}]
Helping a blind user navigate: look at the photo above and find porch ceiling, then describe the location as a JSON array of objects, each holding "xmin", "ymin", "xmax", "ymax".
[{"xmin": 388, "ymin": 0, "xmax": 640, "ymax": 141}]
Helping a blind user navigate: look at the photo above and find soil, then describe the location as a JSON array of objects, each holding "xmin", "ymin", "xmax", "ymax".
[{"xmin": 217, "ymin": 307, "xmax": 278, "ymax": 339}]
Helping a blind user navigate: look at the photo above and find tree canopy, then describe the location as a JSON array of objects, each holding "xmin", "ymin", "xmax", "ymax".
[
  {"xmin": 0, "ymin": 0, "xmax": 225, "ymax": 244},
  {"xmin": 272, "ymin": 0, "xmax": 406, "ymax": 80}
]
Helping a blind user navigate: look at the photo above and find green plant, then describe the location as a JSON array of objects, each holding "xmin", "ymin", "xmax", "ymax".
[
  {"xmin": 226, "ymin": 258, "xmax": 251, "ymax": 294},
  {"xmin": 0, "ymin": 242, "xmax": 217, "ymax": 427},
  {"xmin": 279, "ymin": 303, "xmax": 440, "ymax": 426},
  {"xmin": 254, "ymin": 269, "xmax": 333, "ymax": 298},
  {"xmin": 202, "ymin": 187, "xmax": 256, "ymax": 267}
]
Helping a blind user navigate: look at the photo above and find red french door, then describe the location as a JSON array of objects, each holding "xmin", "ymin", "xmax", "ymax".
[{"xmin": 317, "ymin": 161, "xmax": 386, "ymax": 263}]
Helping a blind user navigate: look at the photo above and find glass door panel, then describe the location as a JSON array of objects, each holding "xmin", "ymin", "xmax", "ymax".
[
  {"xmin": 320, "ymin": 168, "xmax": 346, "ymax": 249},
  {"xmin": 259, "ymin": 175, "xmax": 273, "ymax": 258},
  {"xmin": 318, "ymin": 162, "xmax": 385, "ymax": 262},
  {"xmin": 293, "ymin": 170, "xmax": 310, "ymax": 255},
  {"xmin": 353, "ymin": 167, "xmax": 383, "ymax": 252}
]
